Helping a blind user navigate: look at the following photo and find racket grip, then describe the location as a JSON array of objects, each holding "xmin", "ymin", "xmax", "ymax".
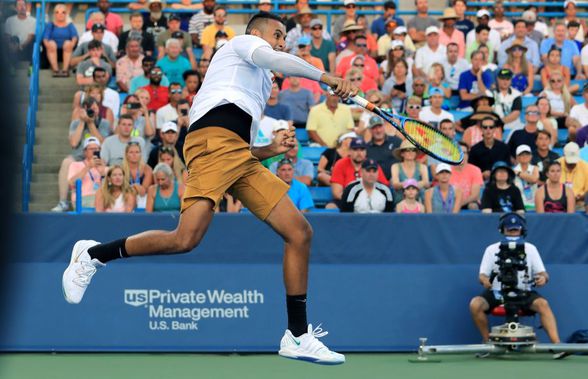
[{"xmin": 349, "ymin": 95, "xmax": 369, "ymax": 108}]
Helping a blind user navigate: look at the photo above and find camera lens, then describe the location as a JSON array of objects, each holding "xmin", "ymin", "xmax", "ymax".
[{"xmin": 86, "ymin": 109, "xmax": 95, "ymax": 118}]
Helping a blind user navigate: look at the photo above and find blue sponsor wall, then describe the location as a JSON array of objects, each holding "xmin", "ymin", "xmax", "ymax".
[{"xmin": 2, "ymin": 213, "xmax": 588, "ymax": 352}]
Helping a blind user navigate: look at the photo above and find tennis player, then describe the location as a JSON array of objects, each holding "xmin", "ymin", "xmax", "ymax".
[{"xmin": 63, "ymin": 12, "xmax": 357, "ymax": 365}]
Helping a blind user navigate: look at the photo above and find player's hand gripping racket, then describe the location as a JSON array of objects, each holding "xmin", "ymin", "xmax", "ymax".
[{"xmin": 339, "ymin": 93, "xmax": 464, "ymax": 165}]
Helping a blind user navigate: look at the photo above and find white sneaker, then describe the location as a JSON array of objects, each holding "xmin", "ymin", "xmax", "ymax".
[
  {"xmin": 278, "ymin": 324, "xmax": 345, "ymax": 365},
  {"xmin": 62, "ymin": 240, "xmax": 104, "ymax": 304},
  {"xmin": 51, "ymin": 200, "xmax": 70, "ymax": 212}
]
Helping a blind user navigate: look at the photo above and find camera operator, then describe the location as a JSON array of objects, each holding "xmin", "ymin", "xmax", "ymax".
[{"xmin": 469, "ymin": 213, "xmax": 562, "ymax": 348}]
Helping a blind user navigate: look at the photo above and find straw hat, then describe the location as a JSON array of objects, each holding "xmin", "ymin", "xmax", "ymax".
[
  {"xmin": 296, "ymin": 6, "xmax": 315, "ymax": 20},
  {"xmin": 439, "ymin": 8, "xmax": 458, "ymax": 20},
  {"xmin": 470, "ymin": 105, "xmax": 501, "ymax": 121},
  {"xmin": 393, "ymin": 140, "xmax": 417, "ymax": 160},
  {"xmin": 340, "ymin": 20, "xmax": 363, "ymax": 33}
]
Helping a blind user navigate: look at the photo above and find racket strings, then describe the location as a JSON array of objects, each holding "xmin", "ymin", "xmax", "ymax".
[{"xmin": 402, "ymin": 120, "xmax": 462, "ymax": 163}]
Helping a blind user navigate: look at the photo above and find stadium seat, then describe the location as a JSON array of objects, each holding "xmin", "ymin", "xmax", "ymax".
[
  {"xmin": 301, "ymin": 146, "xmax": 326, "ymax": 164},
  {"xmin": 449, "ymin": 110, "xmax": 470, "ymax": 121},
  {"xmin": 557, "ymin": 129, "xmax": 568, "ymax": 144},
  {"xmin": 521, "ymin": 96, "xmax": 537, "ymax": 108},
  {"xmin": 445, "ymin": 95, "xmax": 460, "ymax": 110},
  {"xmin": 502, "ymin": 128, "xmax": 512, "ymax": 142},
  {"xmin": 553, "ymin": 147, "xmax": 564, "ymax": 156},
  {"xmin": 574, "ymin": 95, "xmax": 584, "ymax": 105},
  {"xmin": 309, "ymin": 186, "xmax": 333, "ymax": 207},
  {"xmin": 571, "ymin": 79, "xmax": 586, "ymax": 91},
  {"xmin": 580, "ymin": 146, "xmax": 588, "ymax": 162},
  {"xmin": 532, "ymin": 79, "xmax": 543, "ymax": 93},
  {"xmin": 119, "ymin": 92, "xmax": 128, "ymax": 105},
  {"xmin": 295, "ymin": 129, "xmax": 309, "ymax": 145}
]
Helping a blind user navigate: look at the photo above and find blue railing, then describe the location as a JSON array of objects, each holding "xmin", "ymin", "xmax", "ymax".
[{"xmin": 22, "ymin": 1, "xmax": 46, "ymax": 212}]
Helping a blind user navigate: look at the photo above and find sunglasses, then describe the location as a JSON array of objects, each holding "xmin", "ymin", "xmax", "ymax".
[
  {"xmin": 511, "ymin": 46, "xmax": 524, "ymax": 52},
  {"xmin": 297, "ymin": 44, "xmax": 308, "ymax": 49},
  {"xmin": 550, "ymin": 79, "xmax": 562, "ymax": 83},
  {"xmin": 408, "ymin": 104, "xmax": 421, "ymax": 109},
  {"xmin": 311, "ymin": 26, "xmax": 322, "ymax": 30},
  {"xmin": 481, "ymin": 125, "xmax": 495, "ymax": 130},
  {"xmin": 355, "ymin": 43, "xmax": 367, "ymax": 48},
  {"xmin": 526, "ymin": 110, "xmax": 540, "ymax": 115},
  {"xmin": 159, "ymin": 146, "xmax": 175, "ymax": 154},
  {"xmin": 353, "ymin": 64, "xmax": 364, "ymax": 67},
  {"xmin": 150, "ymin": 70, "xmax": 162, "ymax": 76},
  {"xmin": 128, "ymin": 141, "xmax": 141, "ymax": 146},
  {"xmin": 170, "ymin": 89, "xmax": 182, "ymax": 94},
  {"xmin": 345, "ymin": 4, "xmax": 356, "ymax": 8},
  {"xmin": 350, "ymin": 77, "xmax": 362, "ymax": 82},
  {"xmin": 402, "ymin": 148, "xmax": 418, "ymax": 152},
  {"xmin": 414, "ymin": 83, "xmax": 425, "ymax": 87}
]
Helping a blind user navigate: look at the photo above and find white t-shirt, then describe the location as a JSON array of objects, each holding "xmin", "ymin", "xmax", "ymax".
[
  {"xmin": 581, "ymin": 45, "xmax": 588, "ymax": 68},
  {"xmin": 156, "ymin": 103, "xmax": 178, "ymax": 129},
  {"xmin": 570, "ymin": 103, "xmax": 588, "ymax": 126},
  {"xmin": 479, "ymin": 241, "xmax": 546, "ymax": 292},
  {"xmin": 441, "ymin": 57, "xmax": 470, "ymax": 90},
  {"xmin": 4, "ymin": 15, "xmax": 36, "ymax": 44},
  {"xmin": 103, "ymin": 87, "xmax": 120, "ymax": 118},
  {"xmin": 79, "ymin": 30, "xmax": 119, "ymax": 53},
  {"xmin": 488, "ymin": 19, "xmax": 514, "ymax": 40},
  {"xmin": 414, "ymin": 44, "xmax": 447, "ymax": 75},
  {"xmin": 189, "ymin": 35, "xmax": 273, "ymax": 145},
  {"xmin": 418, "ymin": 106, "xmax": 454, "ymax": 129},
  {"xmin": 542, "ymin": 89, "xmax": 565, "ymax": 114}
]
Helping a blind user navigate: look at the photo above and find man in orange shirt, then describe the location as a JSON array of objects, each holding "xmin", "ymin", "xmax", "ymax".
[
  {"xmin": 335, "ymin": 35, "xmax": 378, "ymax": 83},
  {"xmin": 449, "ymin": 141, "xmax": 484, "ymax": 209},
  {"xmin": 296, "ymin": 36, "xmax": 324, "ymax": 71}
]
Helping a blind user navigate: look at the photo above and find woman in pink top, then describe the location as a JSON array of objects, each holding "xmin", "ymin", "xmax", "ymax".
[
  {"xmin": 95, "ymin": 165, "xmax": 136, "ymax": 212},
  {"xmin": 395, "ymin": 179, "xmax": 424, "ymax": 213},
  {"xmin": 67, "ymin": 137, "xmax": 108, "ymax": 210}
]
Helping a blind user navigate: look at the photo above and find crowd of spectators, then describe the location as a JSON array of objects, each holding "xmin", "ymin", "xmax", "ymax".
[{"xmin": 4, "ymin": 0, "xmax": 588, "ymax": 214}]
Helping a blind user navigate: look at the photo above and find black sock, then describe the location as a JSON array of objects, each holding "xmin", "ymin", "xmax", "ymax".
[
  {"xmin": 286, "ymin": 294, "xmax": 308, "ymax": 337},
  {"xmin": 88, "ymin": 238, "xmax": 128, "ymax": 263}
]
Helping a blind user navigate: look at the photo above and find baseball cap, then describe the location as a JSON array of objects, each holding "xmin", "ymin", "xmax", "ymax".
[
  {"xmin": 425, "ymin": 26, "xmax": 439, "ymax": 36},
  {"xmin": 258, "ymin": 0, "xmax": 271, "ymax": 4},
  {"xmin": 344, "ymin": 0, "xmax": 356, "ymax": 5},
  {"xmin": 310, "ymin": 19, "xmax": 323, "ymax": 28},
  {"xmin": 297, "ymin": 35, "xmax": 311, "ymax": 46},
  {"xmin": 564, "ymin": 0, "xmax": 577, "ymax": 8},
  {"xmin": 476, "ymin": 9, "xmax": 491, "ymax": 18},
  {"xmin": 83, "ymin": 137, "xmax": 101, "ymax": 149},
  {"xmin": 503, "ymin": 214, "xmax": 524, "ymax": 230},
  {"xmin": 215, "ymin": 30, "xmax": 228, "ymax": 38},
  {"xmin": 361, "ymin": 158, "xmax": 378, "ymax": 170},
  {"xmin": 277, "ymin": 158, "xmax": 293, "ymax": 169},
  {"xmin": 368, "ymin": 116, "xmax": 383, "ymax": 128},
  {"xmin": 160, "ymin": 121, "xmax": 178, "ymax": 133},
  {"xmin": 521, "ymin": 10, "xmax": 537, "ymax": 23},
  {"xmin": 402, "ymin": 178, "xmax": 419, "ymax": 189},
  {"xmin": 171, "ymin": 31, "xmax": 184, "ymax": 39},
  {"xmin": 338, "ymin": 131, "xmax": 358, "ymax": 144},
  {"xmin": 516, "ymin": 144, "xmax": 532, "ymax": 156},
  {"xmin": 91, "ymin": 23, "xmax": 105, "ymax": 32},
  {"xmin": 168, "ymin": 14, "xmax": 181, "ymax": 22},
  {"xmin": 564, "ymin": 142, "xmax": 580, "ymax": 164},
  {"xmin": 350, "ymin": 138, "xmax": 368, "ymax": 149},
  {"xmin": 429, "ymin": 87, "xmax": 444, "ymax": 97},
  {"xmin": 393, "ymin": 26, "xmax": 407, "ymax": 35},
  {"xmin": 273, "ymin": 119, "xmax": 289, "ymax": 132},
  {"xmin": 497, "ymin": 68, "xmax": 513, "ymax": 79},
  {"xmin": 435, "ymin": 163, "xmax": 452, "ymax": 174},
  {"xmin": 390, "ymin": 40, "xmax": 404, "ymax": 50}
]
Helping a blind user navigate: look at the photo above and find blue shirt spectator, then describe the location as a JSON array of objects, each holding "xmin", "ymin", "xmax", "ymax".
[
  {"xmin": 287, "ymin": 178, "xmax": 315, "ymax": 212},
  {"xmin": 371, "ymin": 2, "xmax": 404, "ymax": 38},
  {"xmin": 43, "ymin": 21, "xmax": 78, "ymax": 49},
  {"xmin": 270, "ymin": 147, "xmax": 315, "ymax": 186},
  {"xmin": 278, "ymin": 84, "xmax": 315, "ymax": 126},
  {"xmin": 540, "ymin": 38, "xmax": 580, "ymax": 76},
  {"xmin": 156, "ymin": 55, "xmax": 192, "ymax": 87},
  {"xmin": 497, "ymin": 36, "xmax": 540, "ymax": 68},
  {"xmin": 458, "ymin": 69, "xmax": 493, "ymax": 109},
  {"xmin": 264, "ymin": 102, "xmax": 292, "ymax": 122}
]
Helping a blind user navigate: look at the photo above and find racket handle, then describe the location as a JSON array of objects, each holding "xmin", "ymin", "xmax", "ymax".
[{"xmin": 327, "ymin": 89, "xmax": 371, "ymax": 109}]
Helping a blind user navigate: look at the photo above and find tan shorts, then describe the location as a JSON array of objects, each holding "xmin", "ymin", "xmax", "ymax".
[{"xmin": 182, "ymin": 127, "xmax": 289, "ymax": 220}]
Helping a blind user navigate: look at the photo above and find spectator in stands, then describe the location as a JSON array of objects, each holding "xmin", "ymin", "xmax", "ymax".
[
  {"xmin": 376, "ymin": 19, "xmax": 401, "ymax": 61},
  {"xmin": 317, "ymin": 132, "xmax": 356, "ymax": 186},
  {"xmin": 95, "ymin": 165, "xmax": 136, "ymax": 212},
  {"xmin": 469, "ymin": 213, "xmax": 561, "ymax": 347},
  {"xmin": 577, "ymin": 124, "xmax": 588, "ymax": 148},
  {"xmin": 148, "ymin": 121, "xmax": 182, "ymax": 168},
  {"xmin": 535, "ymin": 161, "xmax": 576, "ymax": 213},
  {"xmin": 90, "ymin": 0, "xmax": 123, "ymax": 36},
  {"xmin": 130, "ymin": 56, "xmax": 169, "ymax": 94},
  {"xmin": 146, "ymin": 163, "xmax": 183, "ymax": 213},
  {"xmin": 453, "ymin": 0, "xmax": 473, "ymax": 37},
  {"xmin": 295, "ymin": 36, "xmax": 324, "ymax": 71},
  {"xmin": 158, "ymin": 145, "xmax": 188, "ymax": 184},
  {"xmin": 427, "ymin": 63, "xmax": 451, "ymax": 99},
  {"xmin": 539, "ymin": 70, "xmax": 575, "ymax": 133},
  {"xmin": 286, "ymin": 6, "xmax": 322, "ymax": 54},
  {"xmin": 257, "ymin": 0, "xmax": 272, "ymax": 13},
  {"xmin": 181, "ymin": 70, "xmax": 201, "ymax": 105},
  {"xmin": 143, "ymin": 0, "xmax": 168, "ymax": 41},
  {"xmin": 465, "ymin": 26, "xmax": 493, "ymax": 64},
  {"xmin": 170, "ymin": 0, "xmax": 203, "ymax": 30},
  {"xmin": 564, "ymin": 0, "xmax": 586, "ymax": 42},
  {"xmin": 115, "ymin": 39, "xmax": 144, "ymax": 93},
  {"xmin": 405, "ymin": 95, "xmax": 423, "ymax": 119},
  {"xmin": 478, "ymin": 44, "xmax": 497, "ymax": 76},
  {"xmin": 156, "ymin": 14, "xmax": 197, "ymax": 69},
  {"xmin": 519, "ymin": 10, "xmax": 543, "ymax": 47},
  {"xmin": 71, "ymin": 84, "xmax": 114, "ymax": 128},
  {"xmin": 128, "ymin": 0, "xmax": 148, "ymax": 10},
  {"xmin": 392, "ymin": 26, "xmax": 416, "ymax": 56},
  {"xmin": 488, "ymin": 0, "xmax": 513, "ymax": 40},
  {"xmin": 345, "ymin": 60, "xmax": 377, "ymax": 94},
  {"xmin": 335, "ymin": 21, "xmax": 363, "ymax": 65},
  {"xmin": 470, "ymin": 116, "xmax": 511, "ymax": 181},
  {"xmin": 340, "ymin": 158, "xmax": 394, "ymax": 213},
  {"xmin": 307, "ymin": 91, "xmax": 354, "ymax": 148},
  {"xmin": 413, "ymin": 26, "xmax": 446, "ymax": 78},
  {"xmin": 5, "ymin": 0, "xmax": 36, "ymax": 63},
  {"xmin": 438, "ymin": 7, "xmax": 464, "ymax": 58},
  {"xmin": 503, "ymin": 44, "xmax": 533, "ymax": 96},
  {"xmin": 442, "ymin": 42, "xmax": 469, "ymax": 96},
  {"xmin": 75, "ymin": 40, "xmax": 112, "ymax": 86},
  {"xmin": 120, "ymin": 95, "xmax": 155, "ymax": 139},
  {"xmin": 333, "ymin": 0, "xmax": 358, "ymax": 42},
  {"xmin": 540, "ymin": 21, "xmax": 582, "ymax": 78},
  {"xmin": 269, "ymin": 142, "xmax": 314, "ymax": 186},
  {"xmin": 463, "ymin": 106, "xmax": 503, "ymax": 148},
  {"xmin": 391, "ymin": 140, "xmax": 429, "ymax": 202},
  {"xmin": 118, "ymin": 13, "xmax": 155, "ymax": 58},
  {"xmin": 331, "ymin": 138, "xmax": 389, "ymax": 202},
  {"xmin": 486, "ymin": 68, "xmax": 523, "ymax": 131},
  {"xmin": 532, "ymin": 130, "xmax": 560, "ymax": 185},
  {"xmin": 536, "ymin": 97, "xmax": 558, "ymax": 146},
  {"xmin": 419, "ymin": 87, "xmax": 453, "ymax": 128},
  {"xmin": 274, "ymin": 159, "xmax": 314, "ymax": 212},
  {"xmin": 278, "ymin": 77, "xmax": 315, "ymax": 129},
  {"xmin": 395, "ymin": 179, "xmax": 424, "ymax": 213},
  {"xmin": 73, "ymin": 67, "xmax": 119, "ymax": 119},
  {"xmin": 466, "ymin": 10, "xmax": 500, "ymax": 53},
  {"xmin": 481, "ymin": 161, "xmax": 525, "ymax": 213},
  {"xmin": 558, "ymin": 142, "xmax": 588, "ymax": 210},
  {"xmin": 458, "ymin": 51, "xmax": 492, "ymax": 110},
  {"xmin": 366, "ymin": 116, "xmax": 401, "ymax": 181},
  {"xmin": 508, "ymin": 105, "xmax": 541, "ymax": 158},
  {"xmin": 52, "ymin": 98, "xmax": 112, "ymax": 212},
  {"xmin": 336, "ymin": 35, "xmax": 378, "ymax": 84},
  {"xmin": 284, "ymin": 0, "xmax": 308, "ymax": 32},
  {"xmin": 513, "ymin": 144, "xmax": 540, "ymax": 210},
  {"xmin": 424, "ymin": 163, "xmax": 461, "ymax": 213},
  {"xmin": 81, "ymin": 15, "xmax": 119, "ymax": 52},
  {"xmin": 309, "ymin": 19, "xmax": 336, "ymax": 74},
  {"xmin": 541, "ymin": 46, "xmax": 576, "ymax": 94},
  {"xmin": 428, "ymin": 119, "xmax": 458, "ymax": 173},
  {"xmin": 101, "ymin": 116, "xmax": 146, "ymax": 166},
  {"xmin": 122, "ymin": 141, "xmax": 153, "ymax": 209},
  {"xmin": 497, "ymin": 19, "xmax": 540, "ymax": 69},
  {"xmin": 569, "ymin": 84, "xmax": 588, "ymax": 128},
  {"xmin": 263, "ymin": 82, "xmax": 293, "ymax": 126},
  {"xmin": 141, "ymin": 66, "xmax": 169, "ymax": 112},
  {"xmin": 567, "ymin": 21, "xmax": 583, "ymax": 52},
  {"xmin": 71, "ymin": 24, "xmax": 116, "ymax": 71},
  {"xmin": 156, "ymin": 39, "xmax": 192, "ymax": 86},
  {"xmin": 449, "ymin": 141, "xmax": 483, "ymax": 210},
  {"xmin": 42, "ymin": 3, "xmax": 77, "ymax": 77},
  {"xmin": 155, "ymin": 83, "xmax": 183, "ymax": 128},
  {"xmin": 407, "ymin": 0, "xmax": 440, "ymax": 46},
  {"xmin": 381, "ymin": 56, "xmax": 410, "ymax": 113},
  {"xmin": 200, "ymin": 6, "xmax": 235, "ymax": 60},
  {"xmin": 372, "ymin": 1, "xmax": 404, "ymax": 39},
  {"xmin": 67, "ymin": 137, "xmax": 107, "ymax": 210}
]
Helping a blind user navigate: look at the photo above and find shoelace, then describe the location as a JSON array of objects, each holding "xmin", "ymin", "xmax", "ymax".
[
  {"xmin": 72, "ymin": 261, "xmax": 97, "ymax": 287},
  {"xmin": 302, "ymin": 324, "xmax": 331, "ymax": 354}
]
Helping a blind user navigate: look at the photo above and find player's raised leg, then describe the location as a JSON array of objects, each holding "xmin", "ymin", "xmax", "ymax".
[{"xmin": 62, "ymin": 199, "xmax": 214, "ymax": 304}]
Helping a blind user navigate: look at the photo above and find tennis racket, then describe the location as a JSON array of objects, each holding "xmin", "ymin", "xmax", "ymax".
[{"xmin": 343, "ymin": 94, "xmax": 464, "ymax": 165}]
